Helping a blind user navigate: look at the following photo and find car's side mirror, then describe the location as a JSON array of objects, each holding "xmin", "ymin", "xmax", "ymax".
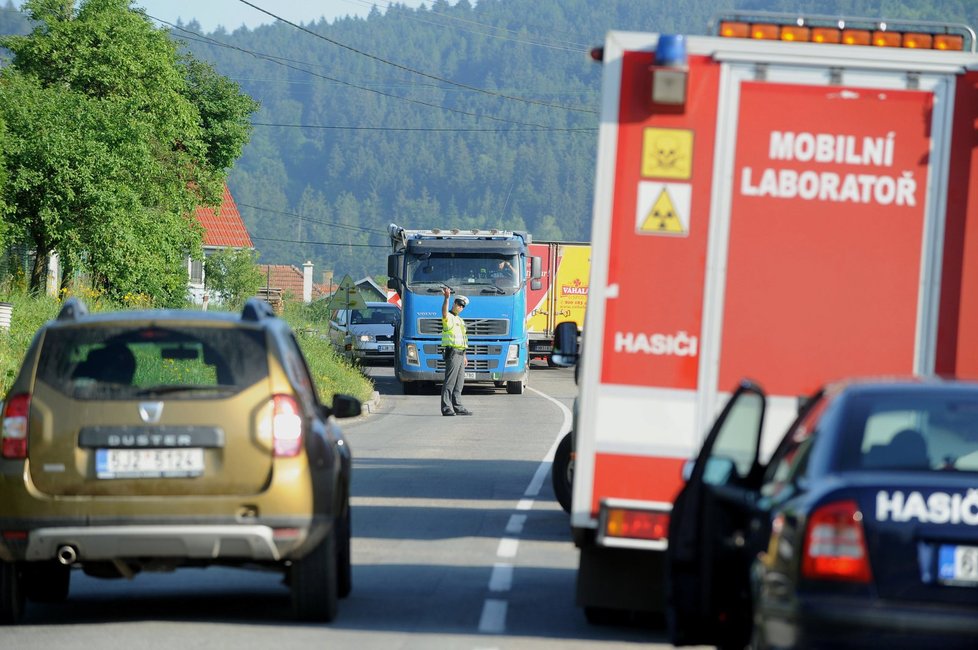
[
  {"xmin": 551, "ymin": 321, "xmax": 579, "ymax": 367},
  {"xmin": 331, "ymin": 394, "xmax": 362, "ymax": 419}
]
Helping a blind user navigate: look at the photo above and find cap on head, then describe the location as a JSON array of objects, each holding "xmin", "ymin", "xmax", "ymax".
[{"xmin": 455, "ymin": 295, "xmax": 469, "ymax": 307}]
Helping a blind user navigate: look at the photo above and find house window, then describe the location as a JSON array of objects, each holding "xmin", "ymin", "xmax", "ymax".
[{"xmin": 190, "ymin": 258, "xmax": 203, "ymax": 284}]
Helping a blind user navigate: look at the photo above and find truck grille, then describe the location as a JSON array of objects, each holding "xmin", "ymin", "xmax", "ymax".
[
  {"xmin": 418, "ymin": 318, "xmax": 509, "ymax": 336},
  {"xmin": 423, "ymin": 344, "xmax": 500, "ymax": 372}
]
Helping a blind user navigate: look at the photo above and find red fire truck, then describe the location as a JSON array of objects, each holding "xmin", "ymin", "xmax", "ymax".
[{"xmin": 554, "ymin": 13, "xmax": 978, "ymax": 618}]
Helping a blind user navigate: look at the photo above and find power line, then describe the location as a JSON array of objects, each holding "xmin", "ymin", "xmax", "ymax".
[
  {"xmin": 237, "ymin": 203, "xmax": 388, "ymax": 235},
  {"xmin": 251, "ymin": 121, "xmax": 597, "ymax": 133},
  {"xmin": 152, "ymin": 16, "xmax": 561, "ymax": 129},
  {"xmin": 237, "ymin": 0, "xmax": 598, "ymax": 115},
  {"xmin": 347, "ymin": 0, "xmax": 594, "ymax": 50},
  {"xmin": 251, "ymin": 235, "xmax": 388, "ymax": 248},
  {"xmin": 339, "ymin": 0, "xmax": 589, "ymax": 52}
]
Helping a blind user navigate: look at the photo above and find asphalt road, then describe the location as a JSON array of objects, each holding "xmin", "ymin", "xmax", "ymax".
[{"xmin": 1, "ymin": 361, "xmax": 677, "ymax": 649}]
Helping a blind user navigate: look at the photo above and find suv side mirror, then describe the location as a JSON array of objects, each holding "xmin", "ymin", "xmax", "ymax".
[
  {"xmin": 551, "ymin": 321, "xmax": 579, "ymax": 367},
  {"xmin": 331, "ymin": 394, "xmax": 362, "ymax": 419}
]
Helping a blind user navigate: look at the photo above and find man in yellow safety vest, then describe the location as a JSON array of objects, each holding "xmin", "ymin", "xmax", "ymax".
[{"xmin": 441, "ymin": 286, "xmax": 472, "ymax": 416}]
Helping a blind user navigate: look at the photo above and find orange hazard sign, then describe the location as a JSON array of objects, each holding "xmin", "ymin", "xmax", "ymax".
[{"xmin": 636, "ymin": 182, "xmax": 691, "ymax": 236}]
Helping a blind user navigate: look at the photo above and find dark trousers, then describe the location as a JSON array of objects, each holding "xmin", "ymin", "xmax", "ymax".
[{"xmin": 441, "ymin": 347, "xmax": 466, "ymax": 413}]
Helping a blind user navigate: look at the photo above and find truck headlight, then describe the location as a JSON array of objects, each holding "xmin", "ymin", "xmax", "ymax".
[
  {"xmin": 406, "ymin": 343, "xmax": 419, "ymax": 365},
  {"xmin": 506, "ymin": 344, "xmax": 519, "ymax": 366}
]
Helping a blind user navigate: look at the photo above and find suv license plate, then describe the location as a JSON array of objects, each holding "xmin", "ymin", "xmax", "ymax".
[
  {"xmin": 378, "ymin": 344, "xmax": 394, "ymax": 352},
  {"xmin": 938, "ymin": 544, "xmax": 978, "ymax": 585},
  {"xmin": 96, "ymin": 448, "xmax": 205, "ymax": 479}
]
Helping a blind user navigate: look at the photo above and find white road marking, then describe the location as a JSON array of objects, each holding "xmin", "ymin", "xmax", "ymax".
[
  {"xmin": 505, "ymin": 514, "xmax": 527, "ymax": 535},
  {"xmin": 488, "ymin": 563, "xmax": 514, "ymax": 592},
  {"xmin": 477, "ymin": 385, "xmax": 573, "ymax": 636},
  {"xmin": 496, "ymin": 537, "xmax": 519, "ymax": 558},
  {"xmin": 478, "ymin": 599, "xmax": 508, "ymax": 634}
]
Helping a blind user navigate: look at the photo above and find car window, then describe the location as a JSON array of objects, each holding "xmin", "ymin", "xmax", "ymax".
[
  {"xmin": 837, "ymin": 393, "xmax": 978, "ymax": 473},
  {"xmin": 283, "ymin": 332, "xmax": 319, "ymax": 411},
  {"xmin": 36, "ymin": 325, "xmax": 268, "ymax": 398},
  {"xmin": 708, "ymin": 389, "xmax": 764, "ymax": 481},
  {"xmin": 350, "ymin": 308, "xmax": 398, "ymax": 325},
  {"xmin": 760, "ymin": 394, "xmax": 827, "ymax": 501}
]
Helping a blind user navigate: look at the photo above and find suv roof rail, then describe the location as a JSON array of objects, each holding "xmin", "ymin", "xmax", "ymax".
[
  {"xmin": 241, "ymin": 298, "xmax": 276, "ymax": 322},
  {"xmin": 57, "ymin": 297, "xmax": 89, "ymax": 321}
]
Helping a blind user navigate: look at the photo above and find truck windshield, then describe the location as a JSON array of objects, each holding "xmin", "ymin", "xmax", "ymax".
[{"xmin": 406, "ymin": 253, "xmax": 521, "ymax": 292}]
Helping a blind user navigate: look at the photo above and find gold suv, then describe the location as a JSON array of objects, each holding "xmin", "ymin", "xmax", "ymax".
[{"xmin": 0, "ymin": 298, "xmax": 360, "ymax": 623}]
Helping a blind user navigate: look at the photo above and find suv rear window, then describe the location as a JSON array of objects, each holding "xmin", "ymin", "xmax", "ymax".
[{"xmin": 36, "ymin": 325, "xmax": 269, "ymax": 399}]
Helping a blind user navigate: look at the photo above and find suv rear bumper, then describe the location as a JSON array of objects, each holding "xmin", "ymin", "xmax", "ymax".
[
  {"xmin": 0, "ymin": 514, "xmax": 330, "ymax": 564},
  {"xmin": 25, "ymin": 525, "xmax": 288, "ymax": 562}
]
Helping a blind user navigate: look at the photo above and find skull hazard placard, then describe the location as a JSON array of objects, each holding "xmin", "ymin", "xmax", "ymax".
[
  {"xmin": 642, "ymin": 128, "xmax": 693, "ymax": 179},
  {"xmin": 636, "ymin": 182, "xmax": 691, "ymax": 236}
]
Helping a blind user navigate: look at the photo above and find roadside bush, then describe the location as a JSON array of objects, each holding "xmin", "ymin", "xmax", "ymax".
[{"xmin": 282, "ymin": 301, "xmax": 374, "ymax": 404}]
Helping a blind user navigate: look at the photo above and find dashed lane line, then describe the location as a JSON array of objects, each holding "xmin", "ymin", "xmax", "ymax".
[{"xmin": 476, "ymin": 386, "xmax": 573, "ymax": 635}]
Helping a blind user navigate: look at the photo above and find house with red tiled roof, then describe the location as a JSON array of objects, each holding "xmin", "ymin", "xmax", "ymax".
[
  {"xmin": 189, "ymin": 184, "xmax": 253, "ymax": 305},
  {"xmin": 257, "ymin": 262, "xmax": 328, "ymax": 308}
]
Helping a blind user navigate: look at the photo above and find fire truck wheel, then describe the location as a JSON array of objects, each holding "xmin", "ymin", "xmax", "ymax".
[{"xmin": 551, "ymin": 432, "xmax": 573, "ymax": 513}]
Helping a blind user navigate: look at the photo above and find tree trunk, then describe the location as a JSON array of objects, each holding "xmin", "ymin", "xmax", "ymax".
[{"xmin": 29, "ymin": 249, "xmax": 49, "ymax": 296}]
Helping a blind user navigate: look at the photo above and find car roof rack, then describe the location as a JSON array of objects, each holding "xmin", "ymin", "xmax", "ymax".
[
  {"xmin": 241, "ymin": 298, "xmax": 276, "ymax": 322},
  {"xmin": 56, "ymin": 297, "xmax": 89, "ymax": 321}
]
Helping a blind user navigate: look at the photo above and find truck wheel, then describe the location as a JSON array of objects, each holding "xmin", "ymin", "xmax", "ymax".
[
  {"xmin": 402, "ymin": 380, "xmax": 419, "ymax": 395},
  {"xmin": 0, "ymin": 561, "xmax": 24, "ymax": 625},
  {"xmin": 22, "ymin": 561, "xmax": 70, "ymax": 603},
  {"xmin": 291, "ymin": 527, "xmax": 339, "ymax": 622},
  {"xmin": 337, "ymin": 500, "xmax": 352, "ymax": 599},
  {"xmin": 551, "ymin": 432, "xmax": 573, "ymax": 513},
  {"xmin": 506, "ymin": 380, "xmax": 525, "ymax": 395}
]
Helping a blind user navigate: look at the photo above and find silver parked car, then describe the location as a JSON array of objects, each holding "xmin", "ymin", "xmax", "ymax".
[{"xmin": 328, "ymin": 302, "xmax": 400, "ymax": 364}]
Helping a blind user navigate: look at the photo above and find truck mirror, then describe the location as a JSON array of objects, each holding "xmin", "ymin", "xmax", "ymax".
[
  {"xmin": 531, "ymin": 278, "xmax": 542, "ymax": 290},
  {"xmin": 551, "ymin": 321, "xmax": 579, "ymax": 367},
  {"xmin": 531, "ymin": 256, "xmax": 542, "ymax": 279},
  {"xmin": 387, "ymin": 255, "xmax": 400, "ymax": 290}
]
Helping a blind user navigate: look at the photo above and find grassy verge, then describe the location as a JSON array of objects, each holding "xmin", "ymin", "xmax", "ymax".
[{"xmin": 0, "ymin": 291, "xmax": 373, "ymax": 405}]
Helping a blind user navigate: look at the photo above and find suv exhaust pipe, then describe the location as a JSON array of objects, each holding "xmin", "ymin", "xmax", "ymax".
[{"xmin": 56, "ymin": 544, "xmax": 78, "ymax": 565}]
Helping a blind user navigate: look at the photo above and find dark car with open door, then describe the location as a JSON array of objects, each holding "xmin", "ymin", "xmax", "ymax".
[{"xmin": 668, "ymin": 377, "xmax": 978, "ymax": 650}]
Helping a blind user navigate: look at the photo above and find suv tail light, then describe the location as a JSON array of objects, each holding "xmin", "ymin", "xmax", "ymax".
[
  {"xmin": 2, "ymin": 394, "xmax": 30, "ymax": 459},
  {"xmin": 271, "ymin": 395, "xmax": 303, "ymax": 457},
  {"xmin": 802, "ymin": 500, "xmax": 872, "ymax": 583}
]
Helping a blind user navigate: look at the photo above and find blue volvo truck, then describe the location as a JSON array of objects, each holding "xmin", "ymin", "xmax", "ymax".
[{"xmin": 387, "ymin": 224, "xmax": 542, "ymax": 395}]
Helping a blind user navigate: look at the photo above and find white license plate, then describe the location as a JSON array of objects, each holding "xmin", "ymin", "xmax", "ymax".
[
  {"xmin": 938, "ymin": 544, "xmax": 978, "ymax": 585},
  {"xmin": 378, "ymin": 344, "xmax": 394, "ymax": 352},
  {"xmin": 464, "ymin": 372, "xmax": 476, "ymax": 380},
  {"xmin": 96, "ymin": 448, "xmax": 205, "ymax": 479}
]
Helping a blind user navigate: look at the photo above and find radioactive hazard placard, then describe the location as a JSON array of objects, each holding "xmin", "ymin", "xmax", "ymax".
[
  {"xmin": 642, "ymin": 128, "xmax": 693, "ymax": 179},
  {"xmin": 635, "ymin": 182, "xmax": 691, "ymax": 236}
]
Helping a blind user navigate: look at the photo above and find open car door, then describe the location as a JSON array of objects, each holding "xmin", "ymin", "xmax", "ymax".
[{"xmin": 667, "ymin": 380, "xmax": 767, "ymax": 648}]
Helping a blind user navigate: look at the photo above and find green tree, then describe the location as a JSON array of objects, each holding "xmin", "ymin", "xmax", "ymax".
[
  {"xmin": 0, "ymin": 114, "xmax": 8, "ymax": 251},
  {"xmin": 0, "ymin": 0, "xmax": 257, "ymax": 303},
  {"xmin": 204, "ymin": 247, "xmax": 263, "ymax": 308}
]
